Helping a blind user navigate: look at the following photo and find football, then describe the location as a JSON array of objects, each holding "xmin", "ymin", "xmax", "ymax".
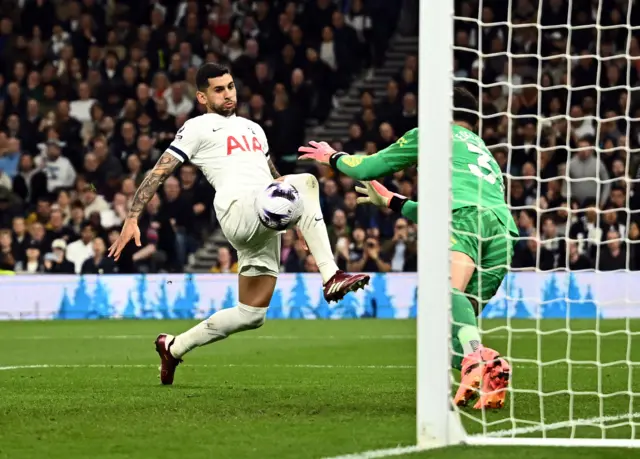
[{"xmin": 255, "ymin": 182, "xmax": 304, "ymax": 231}]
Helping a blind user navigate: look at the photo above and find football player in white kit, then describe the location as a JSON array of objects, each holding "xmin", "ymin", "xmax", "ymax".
[{"xmin": 108, "ymin": 63, "xmax": 370, "ymax": 385}]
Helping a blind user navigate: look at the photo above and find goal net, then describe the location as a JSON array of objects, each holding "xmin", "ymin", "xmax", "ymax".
[{"xmin": 417, "ymin": 0, "xmax": 640, "ymax": 450}]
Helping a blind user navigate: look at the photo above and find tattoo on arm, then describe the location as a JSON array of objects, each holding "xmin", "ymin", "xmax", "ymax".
[
  {"xmin": 127, "ymin": 152, "xmax": 181, "ymax": 219},
  {"xmin": 267, "ymin": 157, "xmax": 281, "ymax": 179}
]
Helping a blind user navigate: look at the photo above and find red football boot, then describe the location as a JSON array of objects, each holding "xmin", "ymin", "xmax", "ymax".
[
  {"xmin": 323, "ymin": 270, "xmax": 370, "ymax": 302},
  {"xmin": 155, "ymin": 334, "xmax": 182, "ymax": 385}
]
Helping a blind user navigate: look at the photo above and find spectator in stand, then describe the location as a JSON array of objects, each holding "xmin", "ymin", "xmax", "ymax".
[
  {"xmin": 209, "ymin": 246, "xmax": 238, "ymax": 274},
  {"xmin": 81, "ymin": 237, "xmax": 117, "ymax": 274},
  {"xmin": 381, "ymin": 218, "xmax": 417, "ymax": 272},
  {"xmin": 66, "ymin": 222, "xmax": 95, "ymax": 274},
  {"xmin": 43, "ymin": 239, "xmax": 75, "ymax": 274},
  {"xmin": 568, "ymin": 136, "xmax": 611, "ymax": 208}
]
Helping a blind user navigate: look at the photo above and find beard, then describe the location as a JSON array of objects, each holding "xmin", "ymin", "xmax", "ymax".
[{"xmin": 208, "ymin": 101, "xmax": 236, "ymax": 117}]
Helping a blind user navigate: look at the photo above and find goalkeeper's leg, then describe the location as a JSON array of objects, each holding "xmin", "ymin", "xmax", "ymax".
[{"xmin": 450, "ymin": 208, "xmax": 511, "ymax": 409}]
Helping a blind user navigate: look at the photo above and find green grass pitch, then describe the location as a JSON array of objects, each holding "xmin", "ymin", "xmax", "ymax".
[{"xmin": 1, "ymin": 319, "xmax": 639, "ymax": 458}]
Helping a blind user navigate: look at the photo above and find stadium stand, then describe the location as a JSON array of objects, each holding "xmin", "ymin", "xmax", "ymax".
[{"xmin": 3, "ymin": 0, "xmax": 630, "ymax": 276}]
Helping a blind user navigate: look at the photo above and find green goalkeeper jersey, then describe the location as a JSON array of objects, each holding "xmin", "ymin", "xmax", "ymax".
[{"xmin": 335, "ymin": 126, "xmax": 518, "ymax": 236}]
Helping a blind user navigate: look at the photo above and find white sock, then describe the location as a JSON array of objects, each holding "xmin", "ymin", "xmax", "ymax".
[
  {"xmin": 458, "ymin": 325, "xmax": 482, "ymax": 355},
  {"xmin": 284, "ymin": 173, "xmax": 339, "ymax": 283},
  {"xmin": 169, "ymin": 303, "xmax": 267, "ymax": 358}
]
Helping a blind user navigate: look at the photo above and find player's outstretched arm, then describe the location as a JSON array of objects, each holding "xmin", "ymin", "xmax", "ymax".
[
  {"xmin": 108, "ymin": 152, "xmax": 181, "ymax": 260},
  {"xmin": 355, "ymin": 180, "xmax": 418, "ymax": 223}
]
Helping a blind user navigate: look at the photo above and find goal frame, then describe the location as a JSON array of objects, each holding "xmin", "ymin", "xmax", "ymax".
[{"xmin": 416, "ymin": 0, "xmax": 640, "ymax": 451}]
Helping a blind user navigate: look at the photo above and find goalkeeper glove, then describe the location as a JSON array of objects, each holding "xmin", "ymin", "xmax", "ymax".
[
  {"xmin": 354, "ymin": 180, "xmax": 409, "ymax": 213},
  {"xmin": 298, "ymin": 141, "xmax": 348, "ymax": 167}
]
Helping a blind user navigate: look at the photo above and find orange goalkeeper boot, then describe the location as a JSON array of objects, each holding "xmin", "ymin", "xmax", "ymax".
[{"xmin": 454, "ymin": 346, "xmax": 510, "ymax": 409}]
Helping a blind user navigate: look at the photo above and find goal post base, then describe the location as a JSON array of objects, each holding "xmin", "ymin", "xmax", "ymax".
[{"xmin": 417, "ymin": 410, "xmax": 466, "ymax": 449}]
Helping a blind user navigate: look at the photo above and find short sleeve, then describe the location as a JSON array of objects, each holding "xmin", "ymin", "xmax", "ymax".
[
  {"xmin": 252, "ymin": 123, "xmax": 270, "ymax": 158},
  {"xmin": 167, "ymin": 119, "xmax": 201, "ymax": 163}
]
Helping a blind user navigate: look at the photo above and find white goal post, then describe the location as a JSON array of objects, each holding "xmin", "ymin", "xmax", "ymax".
[{"xmin": 417, "ymin": 0, "xmax": 640, "ymax": 451}]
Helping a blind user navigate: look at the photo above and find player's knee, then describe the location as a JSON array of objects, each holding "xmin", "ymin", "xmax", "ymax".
[
  {"xmin": 285, "ymin": 173, "xmax": 318, "ymax": 192},
  {"xmin": 238, "ymin": 302, "xmax": 267, "ymax": 329}
]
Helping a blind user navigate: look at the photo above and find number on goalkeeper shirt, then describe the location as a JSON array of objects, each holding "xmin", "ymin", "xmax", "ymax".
[{"xmin": 466, "ymin": 142, "xmax": 504, "ymax": 193}]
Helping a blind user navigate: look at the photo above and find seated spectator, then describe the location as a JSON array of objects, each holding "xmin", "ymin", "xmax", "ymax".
[
  {"xmin": 43, "ymin": 239, "xmax": 75, "ymax": 274},
  {"xmin": 281, "ymin": 229, "xmax": 305, "ymax": 272},
  {"xmin": 598, "ymin": 229, "xmax": 627, "ymax": 271},
  {"xmin": 210, "ymin": 246, "xmax": 238, "ymax": 274},
  {"xmin": 16, "ymin": 240, "xmax": 45, "ymax": 274},
  {"xmin": 81, "ymin": 237, "xmax": 117, "ymax": 274},
  {"xmin": 66, "ymin": 222, "xmax": 95, "ymax": 274},
  {"xmin": 0, "ymin": 229, "xmax": 16, "ymax": 271}
]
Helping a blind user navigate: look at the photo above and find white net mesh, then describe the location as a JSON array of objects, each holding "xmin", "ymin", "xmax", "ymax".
[{"xmin": 452, "ymin": 0, "xmax": 640, "ymax": 441}]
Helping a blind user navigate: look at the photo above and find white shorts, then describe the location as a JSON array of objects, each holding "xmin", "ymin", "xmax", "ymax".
[{"xmin": 219, "ymin": 193, "xmax": 281, "ymax": 278}]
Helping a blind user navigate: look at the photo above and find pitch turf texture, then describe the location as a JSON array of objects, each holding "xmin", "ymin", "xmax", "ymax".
[{"xmin": 1, "ymin": 320, "xmax": 639, "ymax": 459}]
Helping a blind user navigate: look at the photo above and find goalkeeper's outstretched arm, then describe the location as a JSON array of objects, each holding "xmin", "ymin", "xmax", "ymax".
[{"xmin": 330, "ymin": 128, "xmax": 418, "ymax": 180}]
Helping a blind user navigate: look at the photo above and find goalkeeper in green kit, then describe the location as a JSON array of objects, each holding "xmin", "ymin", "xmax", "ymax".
[{"xmin": 299, "ymin": 87, "xmax": 515, "ymax": 409}]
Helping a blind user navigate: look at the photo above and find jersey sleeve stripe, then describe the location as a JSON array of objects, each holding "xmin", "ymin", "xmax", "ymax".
[{"xmin": 168, "ymin": 145, "xmax": 188, "ymax": 162}]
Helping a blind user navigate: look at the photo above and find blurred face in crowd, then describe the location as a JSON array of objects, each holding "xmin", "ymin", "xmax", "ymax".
[
  {"xmin": 607, "ymin": 230, "xmax": 620, "ymax": 250},
  {"xmin": 394, "ymin": 218, "xmax": 409, "ymax": 241},
  {"xmin": 137, "ymin": 134, "xmax": 152, "ymax": 154},
  {"xmin": 352, "ymin": 228, "xmax": 365, "ymax": 245},
  {"xmin": 49, "ymin": 209, "xmax": 64, "ymax": 230},
  {"xmin": 331, "ymin": 12, "xmax": 345, "ymax": 28},
  {"xmin": 218, "ymin": 246, "xmax": 231, "ymax": 266},
  {"xmin": 321, "ymin": 26, "xmax": 333, "ymax": 42},
  {"xmin": 603, "ymin": 209, "xmax": 617, "ymax": 225},
  {"xmin": 518, "ymin": 211, "xmax": 534, "ymax": 230},
  {"xmin": 77, "ymin": 82, "xmax": 91, "ymax": 100},
  {"xmin": 123, "ymin": 66, "xmax": 136, "ymax": 85},
  {"xmin": 400, "ymin": 180, "xmax": 413, "ymax": 197},
  {"xmin": 58, "ymin": 190, "xmax": 70, "ymax": 208},
  {"xmin": 197, "ymin": 72, "xmax": 237, "ymax": 117},
  {"xmin": 379, "ymin": 123, "xmax": 394, "ymax": 141},
  {"xmin": 156, "ymin": 97, "xmax": 168, "ymax": 115},
  {"xmin": 163, "ymin": 177, "xmax": 181, "ymax": 201},
  {"xmin": 7, "ymin": 83, "xmax": 20, "ymax": 100},
  {"xmin": 306, "ymin": 48, "xmax": 318, "ymax": 62},
  {"xmin": 291, "ymin": 69, "xmax": 304, "ymax": 87},
  {"xmin": 27, "ymin": 98, "xmax": 39, "ymax": 117},
  {"xmin": 19, "ymin": 154, "xmax": 34, "ymax": 172},
  {"xmin": 290, "ymin": 26, "xmax": 302, "ymax": 45},
  {"xmin": 510, "ymin": 180, "xmax": 524, "ymax": 200},
  {"xmin": 611, "ymin": 159, "xmax": 625, "ymax": 177},
  {"xmin": 13, "ymin": 61, "xmax": 26, "ymax": 82},
  {"xmin": 0, "ymin": 230, "xmax": 11, "ymax": 249},
  {"xmin": 46, "ymin": 144, "xmax": 62, "ymax": 161},
  {"xmin": 332, "ymin": 209, "xmax": 346, "ymax": 229},
  {"xmin": 30, "ymin": 222, "xmax": 45, "ymax": 241},
  {"xmin": 339, "ymin": 175, "xmax": 355, "ymax": 191},
  {"xmin": 386, "ymin": 80, "xmax": 399, "ymax": 100},
  {"xmin": 576, "ymin": 139, "xmax": 593, "ymax": 160},
  {"xmin": 122, "ymin": 122, "xmax": 136, "ymax": 142},
  {"xmin": 146, "ymin": 194, "xmax": 161, "ymax": 214},
  {"xmin": 26, "ymin": 246, "xmax": 40, "ymax": 262},
  {"xmin": 93, "ymin": 238, "xmax": 106, "ymax": 257},
  {"xmin": 522, "ymin": 122, "xmax": 536, "ymax": 141},
  {"xmin": 81, "ymin": 225, "xmax": 95, "ymax": 244},
  {"xmin": 180, "ymin": 164, "xmax": 197, "ymax": 187},
  {"xmin": 122, "ymin": 178, "xmax": 136, "ymax": 196},
  {"xmin": 402, "ymin": 92, "xmax": 417, "ymax": 113},
  {"xmin": 349, "ymin": 123, "xmax": 362, "ymax": 139},
  {"xmin": 84, "ymin": 152, "xmax": 98, "ymax": 172},
  {"xmin": 343, "ymin": 191, "xmax": 357, "ymax": 211},
  {"xmin": 542, "ymin": 218, "xmax": 556, "ymax": 238},
  {"xmin": 99, "ymin": 116, "xmax": 114, "ymax": 134},
  {"xmin": 362, "ymin": 108, "xmax": 375, "ymax": 125},
  {"xmin": 93, "ymin": 139, "xmax": 108, "ymax": 161},
  {"xmin": 7, "ymin": 114, "xmax": 19, "ymax": 132},
  {"xmin": 323, "ymin": 179, "xmax": 338, "ymax": 197},
  {"xmin": 365, "ymin": 141, "xmax": 377, "ymax": 155},
  {"xmin": 71, "ymin": 205, "xmax": 84, "ymax": 223},
  {"xmin": 84, "ymin": 187, "xmax": 97, "ymax": 204},
  {"xmin": 610, "ymin": 188, "xmax": 625, "ymax": 208},
  {"xmin": 127, "ymin": 154, "xmax": 141, "ymax": 173},
  {"xmin": 12, "ymin": 217, "xmax": 26, "ymax": 236}
]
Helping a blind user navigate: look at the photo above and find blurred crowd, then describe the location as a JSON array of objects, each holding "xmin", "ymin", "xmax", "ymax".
[
  {"xmin": 0, "ymin": 0, "xmax": 401, "ymax": 274},
  {"xmin": 4, "ymin": 0, "xmax": 640, "ymax": 277}
]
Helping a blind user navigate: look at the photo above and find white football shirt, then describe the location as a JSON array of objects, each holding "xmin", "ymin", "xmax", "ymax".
[{"xmin": 166, "ymin": 113, "xmax": 273, "ymax": 220}]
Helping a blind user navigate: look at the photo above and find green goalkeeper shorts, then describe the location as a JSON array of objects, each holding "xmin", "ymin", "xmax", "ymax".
[{"xmin": 450, "ymin": 207, "xmax": 514, "ymax": 308}]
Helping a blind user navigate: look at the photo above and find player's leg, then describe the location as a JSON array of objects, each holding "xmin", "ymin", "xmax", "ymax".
[
  {"xmin": 282, "ymin": 173, "xmax": 369, "ymax": 301},
  {"xmin": 451, "ymin": 209, "xmax": 512, "ymax": 409},
  {"xmin": 155, "ymin": 199, "xmax": 279, "ymax": 385}
]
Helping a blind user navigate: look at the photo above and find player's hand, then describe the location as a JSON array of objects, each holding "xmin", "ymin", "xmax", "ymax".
[
  {"xmin": 108, "ymin": 218, "xmax": 141, "ymax": 261},
  {"xmin": 355, "ymin": 180, "xmax": 404, "ymax": 209},
  {"xmin": 298, "ymin": 141, "xmax": 336, "ymax": 165}
]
